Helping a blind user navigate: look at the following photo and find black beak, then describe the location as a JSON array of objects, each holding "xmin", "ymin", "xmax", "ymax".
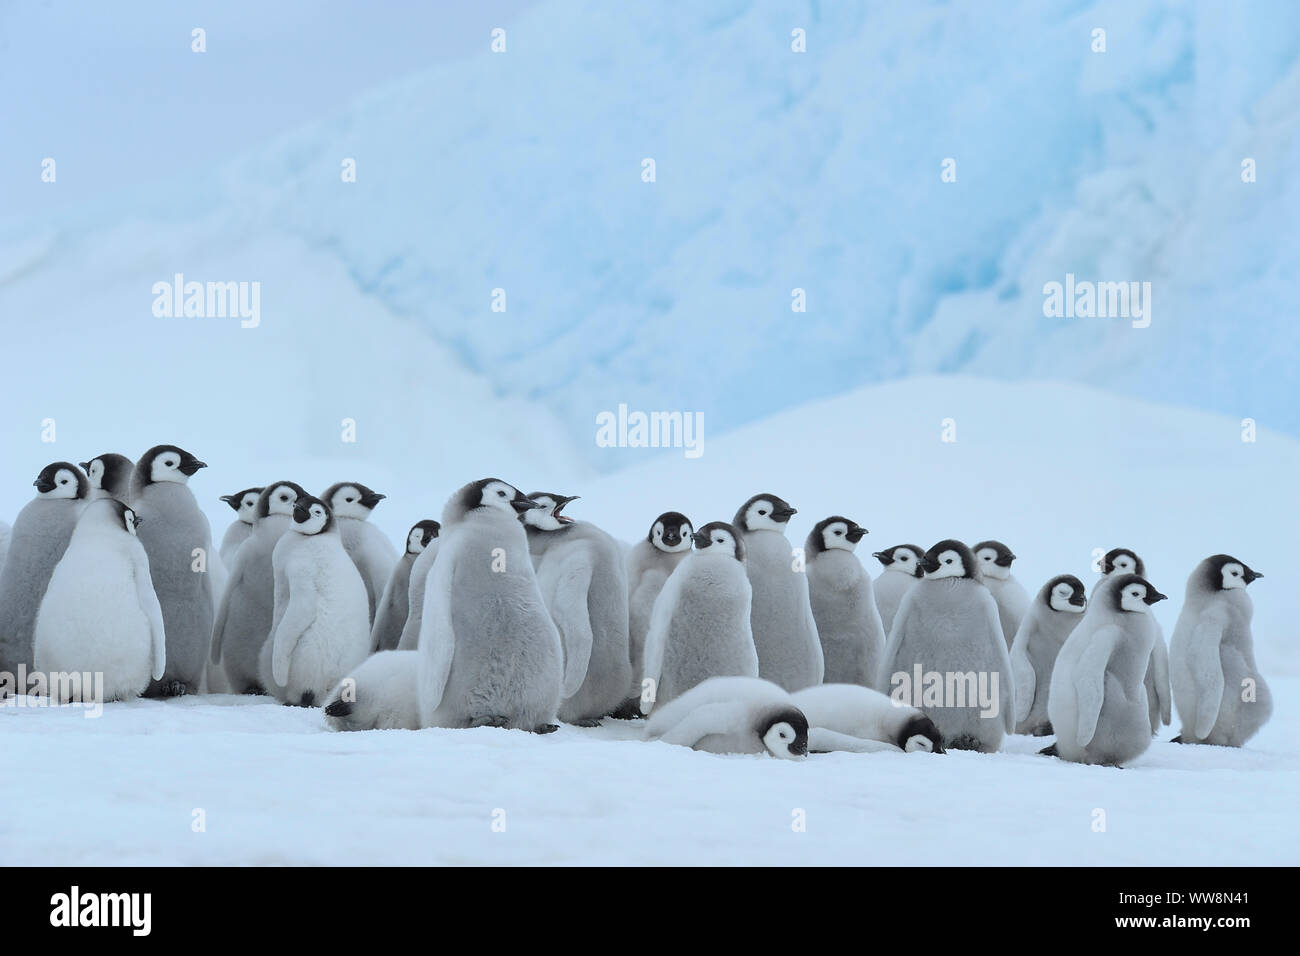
[
  {"xmin": 220, "ymin": 495, "xmax": 238, "ymax": 509},
  {"xmin": 132, "ymin": 515, "xmax": 144, "ymax": 529},
  {"xmin": 921, "ymin": 557, "xmax": 940, "ymax": 574},
  {"xmin": 293, "ymin": 503, "xmax": 311, "ymax": 523},
  {"xmin": 1070, "ymin": 596, "xmax": 1087, "ymax": 607},
  {"xmin": 512, "ymin": 494, "xmax": 544, "ymax": 513},
  {"xmin": 846, "ymin": 527, "xmax": 867, "ymax": 543},
  {"xmin": 34, "ymin": 478, "xmax": 55, "ymax": 493},
  {"xmin": 179, "ymin": 458, "xmax": 207, "ymax": 476},
  {"xmin": 691, "ymin": 530, "xmax": 710, "ymax": 548},
  {"xmin": 997, "ymin": 554, "xmax": 1016, "ymax": 567},
  {"xmin": 78, "ymin": 461, "xmax": 91, "ymax": 471},
  {"xmin": 871, "ymin": 551, "xmax": 888, "ymax": 562},
  {"xmin": 1144, "ymin": 590, "xmax": 1167, "ymax": 605},
  {"xmin": 1244, "ymin": 568, "xmax": 1263, "ymax": 584},
  {"xmin": 360, "ymin": 492, "xmax": 386, "ymax": 509},
  {"xmin": 773, "ymin": 507, "xmax": 797, "ymax": 521}
]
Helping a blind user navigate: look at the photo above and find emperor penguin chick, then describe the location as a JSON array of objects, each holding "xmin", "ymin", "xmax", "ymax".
[
  {"xmin": 790, "ymin": 683, "xmax": 945, "ymax": 754},
  {"xmin": 217, "ymin": 487, "xmax": 263, "ymax": 568},
  {"xmin": 644, "ymin": 676, "xmax": 808, "ymax": 758},
  {"xmin": 972, "ymin": 540, "xmax": 1029, "ymax": 650},
  {"xmin": 1098, "ymin": 548, "xmax": 1171, "ymax": 735},
  {"xmin": 260, "ymin": 496, "xmax": 371, "ymax": 707},
  {"xmin": 211, "ymin": 481, "xmax": 308, "ymax": 693},
  {"xmin": 395, "ymin": 524, "xmax": 443, "ymax": 652},
  {"xmin": 805, "ymin": 516, "xmax": 886, "ymax": 688},
  {"xmin": 879, "ymin": 540, "xmax": 1014, "ymax": 752},
  {"xmin": 619, "ymin": 511, "xmax": 693, "ymax": 716},
  {"xmin": 1170, "ymin": 555, "xmax": 1271, "ymax": 747},
  {"xmin": 129, "ymin": 444, "xmax": 215, "ymax": 697},
  {"xmin": 732, "ymin": 493, "xmax": 823, "ymax": 691},
  {"xmin": 323, "ymin": 650, "xmax": 421, "ymax": 731},
  {"xmin": 1046, "ymin": 573, "xmax": 1166, "ymax": 766},
  {"xmin": 0, "ymin": 463, "xmax": 89, "ymax": 680},
  {"xmin": 522, "ymin": 493, "xmax": 632, "ymax": 726},
  {"xmin": 416, "ymin": 479, "xmax": 564, "ymax": 733},
  {"xmin": 79, "ymin": 453, "xmax": 134, "ymax": 501},
  {"xmin": 870, "ymin": 544, "xmax": 924, "ymax": 637},
  {"xmin": 1010, "ymin": 574, "xmax": 1087, "ymax": 735},
  {"xmin": 640, "ymin": 522, "xmax": 759, "ymax": 713},
  {"xmin": 34, "ymin": 499, "xmax": 166, "ymax": 702},
  {"xmin": 370, "ymin": 520, "xmax": 440, "ymax": 653},
  {"xmin": 320, "ymin": 482, "xmax": 398, "ymax": 625}
]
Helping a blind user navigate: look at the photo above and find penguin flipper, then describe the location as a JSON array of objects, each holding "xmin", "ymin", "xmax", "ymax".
[
  {"xmin": 1149, "ymin": 633, "xmax": 1172, "ymax": 727},
  {"xmin": 1188, "ymin": 613, "xmax": 1227, "ymax": 740},
  {"xmin": 133, "ymin": 547, "xmax": 167, "ymax": 682},
  {"xmin": 655, "ymin": 701, "xmax": 738, "ymax": 750},
  {"xmin": 271, "ymin": 580, "xmax": 314, "ymax": 687},
  {"xmin": 417, "ymin": 547, "xmax": 456, "ymax": 712},
  {"xmin": 981, "ymin": 589, "xmax": 1016, "ymax": 733},
  {"xmin": 1010, "ymin": 628, "xmax": 1036, "ymax": 724},
  {"xmin": 808, "ymin": 727, "xmax": 902, "ymax": 754},
  {"xmin": 550, "ymin": 546, "xmax": 596, "ymax": 698},
  {"xmin": 209, "ymin": 559, "xmax": 243, "ymax": 665},
  {"xmin": 1072, "ymin": 624, "xmax": 1120, "ymax": 749}
]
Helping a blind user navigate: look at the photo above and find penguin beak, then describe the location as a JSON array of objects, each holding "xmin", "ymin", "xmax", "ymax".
[
  {"xmin": 920, "ymin": 556, "xmax": 940, "ymax": 574},
  {"xmin": 1244, "ymin": 568, "xmax": 1263, "ymax": 584},
  {"xmin": 847, "ymin": 527, "xmax": 867, "ymax": 543},
  {"xmin": 293, "ymin": 503, "xmax": 311, "ymax": 523},
  {"xmin": 772, "ymin": 506, "xmax": 797, "ymax": 521},
  {"xmin": 360, "ymin": 491, "xmax": 386, "ymax": 509},
  {"xmin": 871, "ymin": 551, "xmax": 888, "ymax": 562},
  {"xmin": 512, "ymin": 494, "xmax": 544, "ymax": 514},
  {"xmin": 1070, "ymin": 596, "xmax": 1087, "ymax": 608},
  {"xmin": 179, "ymin": 458, "xmax": 207, "ymax": 476},
  {"xmin": 552, "ymin": 495, "xmax": 579, "ymax": 523},
  {"xmin": 1143, "ymin": 590, "xmax": 1168, "ymax": 605},
  {"xmin": 997, "ymin": 554, "xmax": 1016, "ymax": 567},
  {"xmin": 132, "ymin": 515, "xmax": 144, "ymax": 529},
  {"xmin": 78, "ymin": 461, "xmax": 91, "ymax": 471},
  {"xmin": 220, "ymin": 495, "xmax": 238, "ymax": 509},
  {"xmin": 691, "ymin": 530, "xmax": 710, "ymax": 548}
]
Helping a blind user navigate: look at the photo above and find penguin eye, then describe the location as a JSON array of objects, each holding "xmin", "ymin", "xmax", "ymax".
[
  {"xmin": 279, "ymin": 494, "xmax": 288, "ymax": 502},
  {"xmin": 498, "ymin": 490, "xmax": 507, "ymax": 498},
  {"xmin": 758, "ymin": 509, "xmax": 767, "ymax": 516},
  {"xmin": 945, "ymin": 558, "xmax": 952, "ymax": 564},
  {"xmin": 1231, "ymin": 570, "xmax": 1240, "ymax": 577},
  {"xmin": 834, "ymin": 530, "xmax": 843, "ymax": 536},
  {"xmin": 59, "ymin": 479, "xmax": 67, "ymax": 485},
  {"xmin": 346, "ymin": 497, "xmax": 355, "ymax": 503}
]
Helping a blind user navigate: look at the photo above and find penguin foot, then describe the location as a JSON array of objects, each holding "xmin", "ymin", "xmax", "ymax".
[
  {"xmin": 242, "ymin": 685, "xmax": 265, "ymax": 696},
  {"xmin": 569, "ymin": 717, "xmax": 603, "ymax": 728},
  {"xmin": 1170, "ymin": 735, "xmax": 1191, "ymax": 744},
  {"xmin": 146, "ymin": 680, "xmax": 189, "ymax": 698},
  {"xmin": 469, "ymin": 715, "xmax": 510, "ymax": 729},
  {"xmin": 532, "ymin": 723, "xmax": 560, "ymax": 735},
  {"xmin": 1031, "ymin": 722, "xmax": 1054, "ymax": 737},
  {"xmin": 947, "ymin": 734, "xmax": 983, "ymax": 751},
  {"xmin": 298, "ymin": 691, "xmax": 316, "ymax": 708},
  {"xmin": 1038, "ymin": 744, "xmax": 1059, "ymax": 757},
  {"xmin": 609, "ymin": 699, "xmax": 644, "ymax": 720},
  {"xmin": 323, "ymin": 699, "xmax": 353, "ymax": 718}
]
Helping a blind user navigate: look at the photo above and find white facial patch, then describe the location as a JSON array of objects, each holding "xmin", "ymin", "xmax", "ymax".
[
  {"xmin": 150, "ymin": 452, "xmax": 186, "ymax": 484},
  {"xmin": 744, "ymin": 500, "xmax": 784, "ymax": 533},
  {"xmin": 822, "ymin": 522, "xmax": 854, "ymax": 552},
  {"xmin": 927, "ymin": 549, "xmax": 965, "ymax": 579},
  {"xmin": 41, "ymin": 468, "xmax": 82, "ymax": 499},
  {"xmin": 480, "ymin": 480, "xmax": 520, "ymax": 514},
  {"xmin": 653, "ymin": 522, "xmax": 691, "ymax": 553},
  {"xmin": 1220, "ymin": 563, "xmax": 1247, "ymax": 590},
  {"xmin": 123, "ymin": 508, "xmax": 138, "ymax": 535},
  {"xmin": 240, "ymin": 494, "xmax": 259, "ymax": 523},
  {"xmin": 1110, "ymin": 554, "xmax": 1137, "ymax": 574},
  {"xmin": 762, "ymin": 721, "xmax": 804, "ymax": 760},
  {"xmin": 407, "ymin": 529, "xmax": 427, "ymax": 554},
  {"xmin": 903, "ymin": 734, "xmax": 934, "ymax": 753},
  {"xmin": 87, "ymin": 459, "xmax": 105, "ymax": 488},
  {"xmin": 523, "ymin": 495, "xmax": 564, "ymax": 531},
  {"xmin": 891, "ymin": 550, "xmax": 918, "ymax": 573},
  {"xmin": 700, "ymin": 529, "xmax": 736, "ymax": 555},
  {"xmin": 1119, "ymin": 585, "xmax": 1151, "ymax": 613},
  {"xmin": 329, "ymin": 486, "xmax": 370, "ymax": 520},
  {"xmin": 1050, "ymin": 584, "xmax": 1084, "ymax": 613},
  {"xmin": 267, "ymin": 485, "xmax": 298, "ymax": 516},
  {"xmin": 977, "ymin": 548, "xmax": 1010, "ymax": 579},
  {"xmin": 295, "ymin": 503, "xmax": 330, "ymax": 535}
]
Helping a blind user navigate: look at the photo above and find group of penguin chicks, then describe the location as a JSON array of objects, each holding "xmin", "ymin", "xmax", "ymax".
[{"xmin": 0, "ymin": 449, "xmax": 1273, "ymax": 770}]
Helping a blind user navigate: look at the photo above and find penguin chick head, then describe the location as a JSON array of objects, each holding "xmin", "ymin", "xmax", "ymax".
[
  {"xmin": 1102, "ymin": 547, "xmax": 1145, "ymax": 577},
  {"xmin": 220, "ymin": 487, "xmax": 264, "ymax": 524},
  {"xmin": 1200, "ymin": 554, "xmax": 1263, "ymax": 592},
  {"xmin": 733, "ymin": 493, "xmax": 797, "ymax": 533},
  {"xmin": 33, "ymin": 462, "xmax": 88, "ymax": 500},
  {"xmin": 322, "ymin": 482, "xmax": 385, "ymax": 520},
  {"xmin": 521, "ymin": 492, "xmax": 579, "ymax": 531},
  {"xmin": 255, "ymin": 481, "xmax": 308, "ymax": 520},
  {"xmin": 1110, "ymin": 574, "xmax": 1166, "ymax": 613},
  {"xmin": 691, "ymin": 521, "xmax": 745, "ymax": 561},
  {"xmin": 448, "ymin": 478, "xmax": 541, "ymax": 524},
  {"xmin": 973, "ymin": 540, "xmax": 1016, "ymax": 580},
  {"xmin": 757, "ymin": 706, "xmax": 809, "ymax": 759},
  {"xmin": 79, "ymin": 453, "xmax": 132, "ymax": 493},
  {"xmin": 807, "ymin": 516, "xmax": 867, "ymax": 556},
  {"xmin": 85, "ymin": 498, "xmax": 142, "ymax": 535},
  {"xmin": 139, "ymin": 445, "xmax": 206, "ymax": 485},
  {"xmin": 872, "ymin": 544, "xmax": 924, "ymax": 577},
  {"xmin": 406, "ymin": 519, "xmax": 441, "ymax": 554},
  {"xmin": 648, "ymin": 512, "xmax": 693, "ymax": 552},
  {"xmin": 1045, "ymin": 574, "xmax": 1087, "ymax": 613},
  {"xmin": 920, "ymin": 540, "xmax": 976, "ymax": 580},
  {"xmin": 290, "ymin": 495, "xmax": 334, "ymax": 535},
  {"xmin": 897, "ymin": 713, "xmax": 945, "ymax": 754}
]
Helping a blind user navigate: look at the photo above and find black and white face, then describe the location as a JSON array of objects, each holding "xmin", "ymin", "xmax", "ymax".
[
  {"xmin": 522, "ymin": 493, "xmax": 578, "ymax": 531},
  {"xmin": 237, "ymin": 492, "xmax": 259, "ymax": 522},
  {"xmin": 925, "ymin": 548, "xmax": 966, "ymax": 580},
  {"xmin": 477, "ymin": 479, "xmax": 539, "ymax": 516},
  {"xmin": 265, "ymin": 483, "xmax": 300, "ymax": 517},
  {"xmin": 761, "ymin": 716, "xmax": 809, "ymax": 759},
  {"xmin": 34, "ymin": 465, "xmax": 83, "ymax": 500},
  {"xmin": 406, "ymin": 528, "xmax": 428, "ymax": 554},
  {"xmin": 651, "ymin": 518, "xmax": 692, "ymax": 553},
  {"xmin": 1108, "ymin": 551, "xmax": 1139, "ymax": 575},
  {"xmin": 291, "ymin": 497, "xmax": 331, "ymax": 535},
  {"xmin": 1219, "ymin": 561, "xmax": 1256, "ymax": 590},
  {"xmin": 85, "ymin": 458, "xmax": 105, "ymax": 489},
  {"xmin": 875, "ymin": 546, "xmax": 922, "ymax": 577},
  {"xmin": 740, "ymin": 495, "xmax": 796, "ymax": 532},
  {"xmin": 122, "ymin": 506, "xmax": 140, "ymax": 536},
  {"xmin": 1049, "ymin": 579, "xmax": 1087, "ymax": 613},
  {"xmin": 975, "ymin": 543, "xmax": 1015, "ymax": 580},
  {"xmin": 693, "ymin": 525, "xmax": 739, "ymax": 558},
  {"xmin": 327, "ymin": 484, "xmax": 384, "ymax": 520},
  {"xmin": 820, "ymin": 520, "xmax": 866, "ymax": 553},
  {"xmin": 148, "ymin": 447, "xmax": 206, "ymax": 484},
  {"xmin": 1117, "ymin": 578, "xmax": 1166, "ymax": 613}
]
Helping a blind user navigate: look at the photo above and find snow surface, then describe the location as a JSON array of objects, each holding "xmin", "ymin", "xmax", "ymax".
[{"xmin": 2, "ymin": 378, "xmax": 1296, "ymax": 865}]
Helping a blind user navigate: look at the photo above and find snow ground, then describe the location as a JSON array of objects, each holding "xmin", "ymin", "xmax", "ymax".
[{"xmin": 1, "ymin": 378, "xmax": 1295, "ymax": 866}]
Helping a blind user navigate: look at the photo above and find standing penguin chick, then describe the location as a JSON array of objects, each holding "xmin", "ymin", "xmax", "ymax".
[
  {"xmin": 1010, "ymin": 575, "xmax": 1087, "ymax": 735},
  {"xmin": 34, "ymin": 499, "xmax": 166, "ymax": 701},
  {"xmin": 790, "ymin": 683, "xmax": 945, "ymax": 754},
  {"xmin": 217, "ymin": 487, "xmax": 263, "ymax": 568},
  {"xmin": 619, "ymin": 511, "xmax": 693, "ymax": 716},
  {"xmin": 641, "ymin": 522, "xmax": 759, "ymax": 713},
  {"xmin": 732, "ymin": 493, "xmax": 823, "ymax": 691},
  {"xmin": 129, "ymin": 445, "xmax": 214, "ymax": 697},
  {"xmin": 395, "ymin": 525, "xmax": 443, "ymax": 652},
  {"xmin": 259, "ymin": 496, "xmax": 371, "ymax": 707},
  {"xmin": 370, "ymin": 520, "xmax": 440, "ymax": 653},
  {"xmin": 644, "ymin": 676, "xmax": 808, "ymax": 758},
  {"xmin": 805, "ymin": 516, "xmax": 885, "ymax": 688},
  {"xmin": 323, "ymin": 650, "xmax": 421, "ymax": 731},
  {"xmin": 522, "ymin": 493, "xmax": 633, "ymax": 726},
  {"xmin": 320, "ymin": 482, "xmax": 397, "ymax": 626},
  {"xmin": 879, "ymin": 540, "xmax": 1014, "ymax": 752},
  {"xmin": 1098, "ymin": 548, "xmax": 1171, "ymax": 735},
  {"xmin": 871, "ymin": 544, "xmax": 924, "ymax": 637},
  {"xmin": 417, "ymin": 479, "xmax": 564, "ymax": 733},
  {"xmin": 1170, "ymin": 555, "xmax": 1271, "ymax": 747},
  {"xmin": 210, "ymin": 481, "xmax": 308, "ymax": 693},
  {"xmin": 0, "ymin": 463, "xmax": 89, "ymax": 680},
  {"xmin": 973, "ymin": 540, "xmax": 1030, "ymax": 650},
  {"xmin": 79, "ymin": 453, "xmax": 135, "ymax": 501},
  {"xmin": 1046, "ymin": 574, "xmax": 1166, "ymax": 766}
]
